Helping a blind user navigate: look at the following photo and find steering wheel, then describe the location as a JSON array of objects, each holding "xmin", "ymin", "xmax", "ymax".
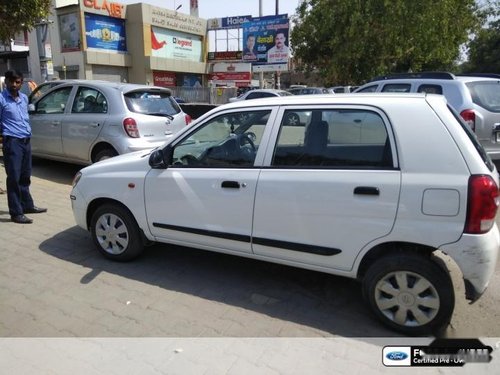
[
  {"xmin": 179, "ymin": 154, "xmax": 199, "ymax": 165},
  {"xmin": 238, "ymin": 133, "xmax": 256, "ymax": 151}
]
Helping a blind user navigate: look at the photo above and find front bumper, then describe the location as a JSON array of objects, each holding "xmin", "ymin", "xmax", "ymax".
[
  {"xmin": 440, "ymin": 225, "xmax": 500, "ymax": 301},
  {"xmin": 70, "ymin": 186, "xmax": 89, "ymax": 231}
]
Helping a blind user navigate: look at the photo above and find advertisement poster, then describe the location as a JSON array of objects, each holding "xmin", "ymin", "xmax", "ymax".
[
  {"xmin": 59, "ymin": 12, "xmax": 81, "ymax": 52},
  {"xmin": 242, "ymin": 14, "xmax": 289, "ymax": 71},
  {"xmin": 151, "ymin": 26, "xmax": 203, "ymax": 62},
  {"xmin": 85, "ymin": 13, "xmax": 127, "ymax": 52}
]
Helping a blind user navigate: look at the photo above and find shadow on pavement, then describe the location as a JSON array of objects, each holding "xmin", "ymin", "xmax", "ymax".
[
  {"xmin": 31, "ymin": 158, "xmax": 82, "ymax": 185},
  {"xmin": 38, "ymin": 225, "xmax": 401, "ymax": 338}
]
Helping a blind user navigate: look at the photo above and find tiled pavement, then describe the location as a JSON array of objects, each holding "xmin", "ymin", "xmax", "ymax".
[{"xmin": 0, "ymin": 157, "xmax": 499, "ymax": 374}]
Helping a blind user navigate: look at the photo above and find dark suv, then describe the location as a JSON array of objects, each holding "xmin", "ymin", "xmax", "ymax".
[{"xmin": 354, "ymin": 72, "xmax": 500, "ymax": 160}]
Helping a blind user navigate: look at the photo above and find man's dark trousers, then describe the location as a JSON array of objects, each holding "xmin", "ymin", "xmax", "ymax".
[{"xmin": 2, "ymin": 136, "xmax": 35, "ymax": 217}]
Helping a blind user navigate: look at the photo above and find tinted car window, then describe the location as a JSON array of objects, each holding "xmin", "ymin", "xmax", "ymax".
[
  {"xmin": 466, "ymin": 81, "xmax": 500, "ymax": 113},
  {"xmin": 272, "ymin": 109, "xmax": 391, "ymax": 168},
  {"xmin": 356, "ymin": 85, "xmax": 378, "ymax": 93},
  {"xmin": 381, "ymin": 84, "xmax": 411, "ymax": 92},
  {"xmin": 417, "ymin": 84, "xmax": 443, "ymax": 95},
  {"xmin": 125, "ymin": 91, "xmax": 180, "ymax": 116}
]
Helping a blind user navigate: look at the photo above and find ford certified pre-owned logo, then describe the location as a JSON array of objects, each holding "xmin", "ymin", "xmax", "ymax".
[{"xmin": 386, "ymin": 351, "xmax": 409, "ymax": 361}]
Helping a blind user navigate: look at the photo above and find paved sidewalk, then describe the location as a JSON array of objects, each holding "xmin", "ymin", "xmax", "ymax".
[{"xmin": 0, "ymin": 157, "xmax": 499, "ymax": 374}]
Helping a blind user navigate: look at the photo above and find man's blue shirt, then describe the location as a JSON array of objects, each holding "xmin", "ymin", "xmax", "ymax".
[{"xmin": 0, "ymin": 89, "xmax": 31, "ymax": 138}]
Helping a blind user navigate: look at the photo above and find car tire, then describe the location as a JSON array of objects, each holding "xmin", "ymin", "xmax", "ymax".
[
  {"xmin": 362, "ymin": 253, "xmax": 455, "ymax": 336},
  {"xmin": 94, "ymin": 148, "xmax": 118, "ymax": 163},
  {"xmin": 90, "ymin": 204, "xmax": 144, "ymax": 261},
  {"xmin": 284, "ymin": 112, "xmax": 300, "ymax": 126}
]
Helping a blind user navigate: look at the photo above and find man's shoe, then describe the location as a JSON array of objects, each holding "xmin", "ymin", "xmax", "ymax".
[
  {"xmin": 24, "ymin": 206, "xmax": 47, "ymax": 214},
  {"xmin": 11, "ymin": 215, "xmax": 33, "ymax": 224}
]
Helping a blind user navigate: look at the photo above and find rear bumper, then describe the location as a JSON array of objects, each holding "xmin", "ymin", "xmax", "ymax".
[{"xmin": 440, "ymin": 225, "xmax": 500, "ymax": 301}]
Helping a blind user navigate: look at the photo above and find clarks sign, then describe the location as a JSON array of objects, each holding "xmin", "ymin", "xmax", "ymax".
[{"xmin": 83, "ymin": 0, "xmax": 124, "ymax": 18}]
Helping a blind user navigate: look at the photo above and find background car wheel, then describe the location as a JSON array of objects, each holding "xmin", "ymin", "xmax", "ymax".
[
  {"xmin": 284, "ymin": 112, "xmax": 300, "ymax": 126},
  {"xmin": 94, "ymin": 148, "xmax": 118, "ymax": 163},
  {"xmin": 362, "ymin": 253, "xmax": 455, "ymax": 336},
  {"xmin": 90, "ymin": 204, "xmax": 144, "ymax": 261}
]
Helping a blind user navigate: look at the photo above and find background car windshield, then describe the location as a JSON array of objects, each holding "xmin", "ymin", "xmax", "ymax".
[{"xmin": 125, "ymin": 91, "xmax": 180, "ymax": 116}]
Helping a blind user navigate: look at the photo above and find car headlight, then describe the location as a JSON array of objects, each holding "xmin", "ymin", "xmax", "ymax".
[{"xmin": 72, "ymin": 171, "xmax": 82, "ymax": 187}]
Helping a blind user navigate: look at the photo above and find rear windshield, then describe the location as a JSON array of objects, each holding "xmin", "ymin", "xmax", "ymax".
[
  {"xmin": 447, "ymin": 104, "xmax": 494, "ymax": 172},
  {"xmin": 465, "ymin": 81, "xmax": 500, "ymax": 113},
  {"xmin": 124, "ymin": 91, "xmax": 181, "ymax": 116}
]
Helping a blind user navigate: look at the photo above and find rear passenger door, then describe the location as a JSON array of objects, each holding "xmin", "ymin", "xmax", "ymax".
[
  {"xmin": 63, "ymin": 86, "xmax": 108, "ymax": 161},
  {"xmin": 252, "ymin": 106, "xmax": 401, "ymax": 271}
]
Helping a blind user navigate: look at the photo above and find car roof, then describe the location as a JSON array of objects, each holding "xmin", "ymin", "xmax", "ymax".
[
  {"xmin": 45, "ymin": 80, "xmax": 173, "ymax": 94},
  {"xmin": 221, "ymin": 92, "xmax": 432, "ymax": 109}
]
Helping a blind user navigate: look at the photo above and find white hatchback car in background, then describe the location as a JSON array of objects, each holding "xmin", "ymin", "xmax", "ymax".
[
  {"xmin": 29, "ymin": 80, "xmax": 192, "ymax": 164},
  {"xmin": 71, "ymin": 93, "xmax": 499, "ymax": 335}
]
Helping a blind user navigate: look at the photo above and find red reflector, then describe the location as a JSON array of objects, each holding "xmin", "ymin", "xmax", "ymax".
[
  {"xmin": 465, "ymin": 175, "xmax": 499, "ymax": 234},
  {"xmin": 460, "ymin": 109, "xmax": 475, "ymax": 131},
  {"xmin": 185, "ymin": 114, "xmax": 192, "ymax": 125},
  {"xmin": 123, "ymin": 118, "xmax": 140, "ymax": 138}
]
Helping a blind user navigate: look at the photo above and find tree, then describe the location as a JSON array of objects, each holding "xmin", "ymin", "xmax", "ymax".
[
  {"xmin": 0, "ymin": 0, "xmax": 52, "ymax": 44},
  {"xmin": 290, "ymin": 0, "xmax": 488, "ymax": 85},
  {"xmin": 463, "ymin": 19, "xmax": 500, "ymax": 73}
]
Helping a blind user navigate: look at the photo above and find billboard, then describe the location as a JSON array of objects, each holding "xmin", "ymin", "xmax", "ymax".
[
  {"xmin": 151, "ymin": 26, "xmax": 203, "ymax": 62},
  {"xmin": 242, "ymin": 14, "xmax": 289, "ymax": 71},
  {"xmin": 84, "ymin": 13, "xmax": 126, "ymax": 52},
  {"xmin": 59, "ymin": 12, "xmax": 81, "ymax": 52}
]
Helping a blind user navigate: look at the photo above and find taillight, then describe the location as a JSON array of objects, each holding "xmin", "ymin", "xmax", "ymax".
[
  {"xmin": 465, "ymin": 175, "xmax": 499, "ymax": 234},
  {"xmin": 123, "ymin": 118, "xmax": 140, "ymax": 138},
  {"xmin": 460, "ymin": 109, "xmax": 475, "ymax": 131},
  {"xmin": 185, "ymin": 114, "xmax": 192, "ymax": 125}
]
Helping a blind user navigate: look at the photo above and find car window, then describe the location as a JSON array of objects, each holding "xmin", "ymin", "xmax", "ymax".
[
  {"xmin": 171, "ymin": 110, "xmax": 271, "ymax": 167},
  {"xmin": 35, "ymin": 86, "xmax": 73, "ymax": 114},
  {"xmin": 466, "ymin": 81, "xmax": 500, "ymax": 113},
  {"xmin": 356, "ymin": 85, "xmax": 378, "ymax": 93},
  {"xmin": 272, "ymin": 109, "xmax": 392, "ymax": 168},
  {"xmin": 381, "ymin": 84, "xmax": 411, "ymax": 93},
  {"xmin": 72, "ymin": 87, "xmax": 108, "ymax": 113},
  {"xmin": 417, "ymin": 84, "xmax": 443, "ymax": 95},
  {"xmin": 125, "ymin": 91, "xmax": 180, "ymax": 116}
]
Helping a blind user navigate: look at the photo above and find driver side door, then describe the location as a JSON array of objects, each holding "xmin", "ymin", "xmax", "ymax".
[{"xmin": 145, "ymin": 109, "xmax": 274, "ymax": 254}]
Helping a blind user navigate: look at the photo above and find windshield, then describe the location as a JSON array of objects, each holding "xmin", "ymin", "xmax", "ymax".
[{"xmin": 125, "ymin": 91, "xmax": 181, "ymax": 116}]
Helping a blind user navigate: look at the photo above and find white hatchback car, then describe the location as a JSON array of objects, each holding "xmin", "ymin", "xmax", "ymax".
[{"xmin": 71, "ymin": 93, "xmax": 499, "ymax": 335}]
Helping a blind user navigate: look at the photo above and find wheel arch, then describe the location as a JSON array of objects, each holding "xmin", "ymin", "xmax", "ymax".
[
  {"xmin": 356, "ymin": 241, "xmax": 437, "ymax": 280},
  {"xmin": 91, "ymin": 142, "xmax": 118, "ymax": 163},
  {"xmin": 86, "ymin": 197, "xmax": 150, "ymax": 245}
]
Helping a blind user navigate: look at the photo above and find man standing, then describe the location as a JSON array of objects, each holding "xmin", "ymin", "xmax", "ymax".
[{"xmin": 0, "ymin": 70, "xmax": 47, "ymax": 224}]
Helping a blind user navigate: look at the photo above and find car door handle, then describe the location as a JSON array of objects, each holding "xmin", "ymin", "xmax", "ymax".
[
  {"xmin": 90, "ymin": 122, "xmax": 100, "ymax": 128},
  {"xmin": 221, "ymin": 181, "xmax": 240, "ymax": 189},
  {"xmin": 354, "ymin": 186, "xmax": 380, "ymax": 195}
]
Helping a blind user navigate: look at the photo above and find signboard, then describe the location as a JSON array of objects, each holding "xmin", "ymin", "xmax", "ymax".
[
  {"xmin": 208, "ymin": 51, "xmax": 243, "ymax": 61},
  {"xmin": 153, "ymin": 71, "xmax": 176, "ymax": 87},
  {"xmin": 85, "ymin": 13, "xmax": 127, "ymax": 52},
  {"xmin": 207, "ymin": 15, "xmax": 252, "ymax": 30},
  {"xmin": 242, "ymin": 14, "xmax": 289, "ymax": 71},
  {"xmin": 210, "ymin": 72, "xmax": 251, "ymax": 81},
  {"xmin": 150, "ymin": 6, "xmax": 206, "ymax": 35},
  {"xmin": 83, "ymin": 0, "xmax": 125, "ymax": 18},
  {"xmin": 151, "ymin": 26, "xmax": 202, "ymax": 62},
  {"xmin": 59, "ymin": 12, "xmax": 81, "ymax": 52}
]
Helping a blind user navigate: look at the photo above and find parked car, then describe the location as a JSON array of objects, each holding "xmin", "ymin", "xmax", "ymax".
[
  {"xmin": 28, "ymin": 80, "xmax": 192, "ymax": 165},
  {"xmin": 287, "ymin": 87, "xmax": 333, "ymax": 95},
  {"xmin": 229, "ymin": 88, "xmax": 292, "ymax": 102},
  {"xmin": 71, "ymin": 93, "xmax": 499, "ymax": 335},
  {"xmin": 354, "ymin": 72, "xmax": 500, "ymax": 159},
  {"xmin": 329, "ymin": 85, "xmax": 358, "ymax": 93}
]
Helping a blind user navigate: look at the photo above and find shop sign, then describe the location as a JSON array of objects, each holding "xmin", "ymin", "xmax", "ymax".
[
  {"xmin": 207, "ymin": 51, "xmax": 243, "ymax": 61},
  {"xmin": 153, "ymin": 71, "xmax": 176, "ymax": 87},
  {"xmin": 83, "ymin": 0, "xmax": 124, "ymax": 18},
  {"xmin": 210, "ymin": 72, "xmax": 251, "ymax": 81}
]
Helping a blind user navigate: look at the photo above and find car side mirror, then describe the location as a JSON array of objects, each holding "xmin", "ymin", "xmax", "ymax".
[{"xmin": 149, "ymin": 147, "xmax": 172, "ymax": 169}]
